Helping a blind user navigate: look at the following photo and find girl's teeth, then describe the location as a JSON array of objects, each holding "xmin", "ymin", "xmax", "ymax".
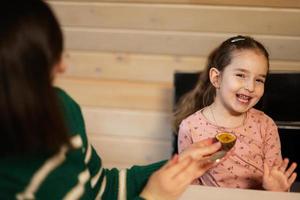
[{"xmin": 237, "ymin": 94, "xmax": 250, "ymax": 102}]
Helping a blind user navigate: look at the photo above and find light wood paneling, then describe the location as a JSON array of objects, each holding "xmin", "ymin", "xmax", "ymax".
[
  {"xmin": 48, "ymin": 0, "xmax": 300, "ymax": 9},
  {"xmin": 63, "ymin": 51, "xmax": 300, "ymax": 82},
  {"xmin": 50, "ymin": 2, "xmax": 300, "ymax": 36},
  {"xmin": 56, "ymin": 56, "xmax": 300, "ymax": 111},
  {"xmin": 82, "ymin": 106, "xmax": 172, "ymax": 140},
  {"xmin": 89, "ymin": 135, "xmax": 172, "ymax": 166},
  {"xmin": 55, "ymin": 77, "xmax": 172, "ymax": 111},
  {"xmin": 269, "ymin": 60, "xmax": 300, "ymax": 72},
  {"xmin": 63, "ymin": 51, "xmax": 205, "ymax": 82},
  {"xmin": 64, "ymin": 28, "xmax": 300, "ymax": 61}
]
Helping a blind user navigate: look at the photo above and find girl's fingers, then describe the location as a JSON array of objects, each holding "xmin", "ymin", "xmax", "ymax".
[
  {"xmin": 288, "ymin": 173, "xmax": 297, "ymax": 186},
  {"xmin": 285, "ymin": 162, "xmax": 297, "ymax": 178},
  {"xmin": 263, "ymin": 162, "xmax": 270, "ymax": 178},
  {"xmin": 279, "ymin": 158, "xmax": 289, "ymax": 172}
]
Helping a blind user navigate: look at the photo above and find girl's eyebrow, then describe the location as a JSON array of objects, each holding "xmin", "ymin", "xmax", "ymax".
[{"xmin": 234, "ymin": 68, "xmax": 267, "ymax": 78}]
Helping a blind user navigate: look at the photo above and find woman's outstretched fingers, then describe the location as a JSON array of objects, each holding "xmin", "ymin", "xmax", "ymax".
[
  {"xmin": 185, "ymin": 142, "xmax": 221, "ymax": 160},
  {"xmin": 178, "ymin": 139, "xmax": 221, "ymax": 162},
  {"xmin": 192, "ymin": 138, "xmax": 215, "ymax": 148},
  {"xmin": 172, "ymin": 160, "xmax": 206, "ymax": 187},
  {"xmin": 173, "ymin": 154, "xmax": 216, "ymax": 186},
  {"xmin": 162, "ymin": 154, "xmax": 179, "ymax": 170},
  {"xmin": 165, "ymin": 156, "xmax": 193, "ymax": 178},
  {"xmin": 194, "ymin": 160, "xmax": 215, "ymax": 177}
]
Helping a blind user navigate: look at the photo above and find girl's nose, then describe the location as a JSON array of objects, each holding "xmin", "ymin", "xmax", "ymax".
[{"xmin": 245, "ymin": 80, "xmax": 255, "ymax": 92}]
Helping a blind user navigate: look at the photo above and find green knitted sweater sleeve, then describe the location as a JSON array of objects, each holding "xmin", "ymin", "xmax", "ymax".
[{"xmin": 126, "ymin": 160, "xmax": 167, "ymax": 199}]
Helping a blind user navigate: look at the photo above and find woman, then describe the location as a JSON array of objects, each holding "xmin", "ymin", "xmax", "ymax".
[{"xmin": 0, "ymin": 1, "xmax": 221, "ymax": 199}]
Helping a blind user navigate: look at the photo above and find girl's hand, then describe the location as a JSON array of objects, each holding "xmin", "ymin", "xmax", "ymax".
[
  {"xmin": 140, "ymin": 139, "xmax": 221, "ymax": 200},
  {"xmin": 263, "ymin": 158, "xmax": 297, "ymax": 192}
]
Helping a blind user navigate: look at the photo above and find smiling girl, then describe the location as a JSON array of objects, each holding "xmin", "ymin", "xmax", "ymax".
[{"xmin": 174, "ymin": 35, "xmax": 297, "ymax": 191}]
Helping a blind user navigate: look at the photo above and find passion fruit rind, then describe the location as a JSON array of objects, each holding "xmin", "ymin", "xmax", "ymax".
[{"xmin": 215, "ymin": 132, "xmax": 236, "ymax": 151}]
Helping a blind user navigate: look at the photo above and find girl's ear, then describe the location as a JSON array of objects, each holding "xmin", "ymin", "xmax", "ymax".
[{"xmin": 209, "ymin": 67, "xmax": 221, "ymax": 89}]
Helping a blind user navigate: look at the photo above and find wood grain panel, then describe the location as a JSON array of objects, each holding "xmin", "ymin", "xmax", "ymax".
[
  {"xmin": 63, "ymin": 51, "xmax": 205, "ymax": 82},
  {"xmin": 64, "ymin": 28, "xmax": 300, "ymax": 61},
  {"xmin": 55, "ymin": 77, "xmax": 173, "ymax": 111},
  {"xmin": 269, "ymin": 60, "xmax": 300, "ymax": 72},
  {"xmin": 50, "ymin": 2, "xmax": 300, "ymax": 36},
  {"xmin": 56, "ymin": 60, "xmax": 300, "ymax": 111},
  {"xmin": 48, "ymin": 0, "xmax": 300, "ymax": 9},
  {"xmin": 82, "ymin": 106, "xmax": 172, "ymax": 140},
  {"xmin": 89, "ymin": 135, "xmax": 172, "ymax": 166},
  {"xmin": 63, "ymin": 51, "xmax": 300, "ymax": 82}
]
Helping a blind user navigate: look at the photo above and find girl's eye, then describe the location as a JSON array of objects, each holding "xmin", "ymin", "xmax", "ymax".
[
  {"xmin": 236, "ymin": 73, "xmax": 245, "ymax": 78},
  {"xmin": 256, "ymin": 79, "xmax": 265, "ymax": 84}
]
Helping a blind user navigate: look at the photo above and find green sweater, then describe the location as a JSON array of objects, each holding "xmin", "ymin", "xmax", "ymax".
[{"xmin": 0, "ymin": 88, "xmax": 165, "ymax": 200}]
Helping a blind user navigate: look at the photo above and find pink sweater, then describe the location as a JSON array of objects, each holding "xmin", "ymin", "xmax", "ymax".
[{"xmin": 178, "ymin": 108, "xmax": 282, "ymax": 189}]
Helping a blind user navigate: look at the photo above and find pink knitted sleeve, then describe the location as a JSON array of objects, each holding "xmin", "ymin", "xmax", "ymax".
[{"xmin": 262, "ymin": 117, "xmax": 282, "ymax": 167}]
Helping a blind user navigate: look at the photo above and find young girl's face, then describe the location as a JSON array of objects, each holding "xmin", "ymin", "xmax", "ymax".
[{"xmin": 216, "ymin": 49, "xmax": 268, "ymax": 115}]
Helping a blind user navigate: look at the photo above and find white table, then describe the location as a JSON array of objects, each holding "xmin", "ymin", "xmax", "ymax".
[{"xmin": 179, "ymin": 185, "xmax": 300, "ymax": 200}]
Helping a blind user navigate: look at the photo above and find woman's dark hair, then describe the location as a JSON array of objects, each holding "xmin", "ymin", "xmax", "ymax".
[
  {"xmin": 0, "ymin": 1, "xmax": 70, "ymax": 156},
  {"xmin": 173, "ymin": 35, "xmax": 269, "ymax": 133}
]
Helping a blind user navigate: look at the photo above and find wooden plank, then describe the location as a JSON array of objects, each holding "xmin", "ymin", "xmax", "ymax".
[
  {"xmin": 82, "ymin": 106, "xmax": 172, "ymax": 140},
  {"xmin": 55, "ymin": 77, "xmax": 173, "ymax": 111},
  {"xmin": 50, "ymin": 2, "xmax": 300, "ymax": 36},
  {"xmin": 47, "ymin": 0, "xmax": 300, "ymax": 9},
  {"xmin": 63, "ymin": 51, "xmax": 300, "ymax": 82},
  {"xmin": 63, "ymin": 51, "xmax": 205, "ymax": 82},
  {"xmin": 269, "ymin": 60, "xmax": 300, "ymax": 72},
  {"xmin": 89, "ymin": 135, "xmax": 172, "ymax": 166},
  {"xmin": 63, "ymin": 28, "xmax": 300, "ymax": 61}
]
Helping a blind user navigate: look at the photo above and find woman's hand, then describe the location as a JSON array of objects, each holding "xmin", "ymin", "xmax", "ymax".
[
  {"xmin": 140, "ymin": 138, "xmax": 221, "ymax": 200},
  {"xmin": 263, "ymin": 158, "xmax": 297, "ymax": 192}
]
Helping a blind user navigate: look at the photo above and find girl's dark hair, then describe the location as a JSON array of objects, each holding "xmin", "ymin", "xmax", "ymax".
[
  {"xmin": 173, "ymin": 35, "xmax": 269, "ymax": 133},
  {"xmin": 0, "ymin": 1, "xmax": 70, "ymax": 156}
]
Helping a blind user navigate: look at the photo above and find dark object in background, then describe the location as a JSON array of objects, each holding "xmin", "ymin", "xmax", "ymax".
[
  {"xmin": 173, "ymin": 72, "xmax": 300, "ymax": 184},
  {"xmin": 173, "ymin": 72, "xmax": 199, "ymax": 155}
]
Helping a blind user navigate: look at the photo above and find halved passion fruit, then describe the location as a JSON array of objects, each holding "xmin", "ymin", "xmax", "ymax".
[{"xmin": 215, "ymin": 132, "xmax": 236, "ymax": 151}]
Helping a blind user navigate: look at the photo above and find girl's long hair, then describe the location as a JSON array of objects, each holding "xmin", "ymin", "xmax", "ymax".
[{"xmin": 173, "ymin": 35, "xmax": 269, "ymax": 133}]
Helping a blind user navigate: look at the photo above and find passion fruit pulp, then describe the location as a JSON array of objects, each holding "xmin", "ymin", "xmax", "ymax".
[{"xmin": 215, "ymin": 132, "xmax": 236, "ymax": 151}]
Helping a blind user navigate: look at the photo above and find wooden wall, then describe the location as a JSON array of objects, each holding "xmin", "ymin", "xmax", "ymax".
[{"xmin": 48, "ymin": 0, "xmax": 300, "ymax": 168}]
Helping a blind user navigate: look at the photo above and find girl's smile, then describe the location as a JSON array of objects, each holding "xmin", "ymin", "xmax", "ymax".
[{"xmin": 236, "ymin": 93, "xmax": 252, "ymax": 104}]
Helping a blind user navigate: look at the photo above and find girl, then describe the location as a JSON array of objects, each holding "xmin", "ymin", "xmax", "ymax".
[
  {"xmin": 175, "ymin": 35, "xmax": 297, "ymax": 191},
  {"xmin": 0, "ymin": 1, "xmax": 222, "ymax": 199}
]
